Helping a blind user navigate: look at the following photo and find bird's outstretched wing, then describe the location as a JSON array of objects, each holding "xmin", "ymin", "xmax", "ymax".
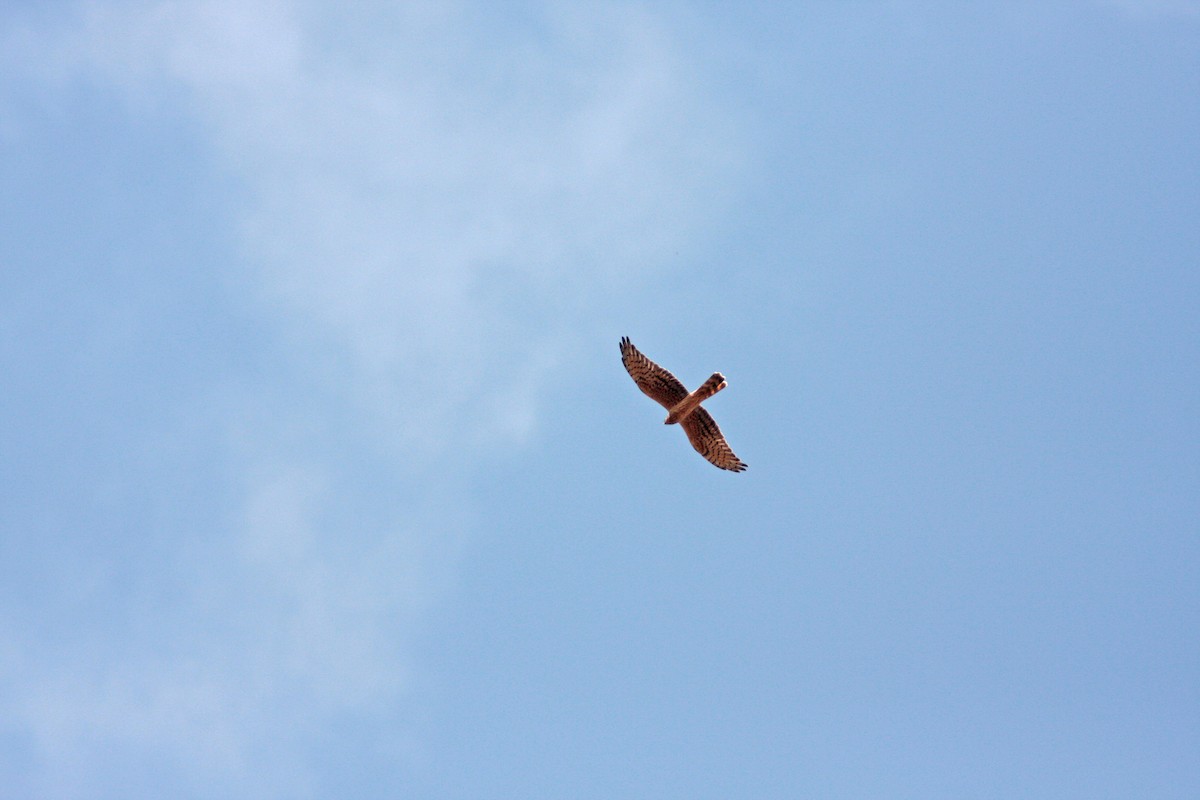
[
  {"xmin": 619, "ymin": 336, "xmax": 688, "ymax": 410},
  {"xmin": 681, "ymin": 407, "xmax": 748, "ymax": 472}
]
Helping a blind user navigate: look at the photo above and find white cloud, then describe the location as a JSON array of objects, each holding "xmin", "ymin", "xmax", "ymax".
[
  {"xmin": 5, "ymin": 445, "xmax": 461, "ymax": 796},
  {"xmin": 1, "ymin": 0, "xmax": 741, "ymax": 794},
  {"xmin": 25, "ymin": 0, "xmax": 738, "ymax": 452}
]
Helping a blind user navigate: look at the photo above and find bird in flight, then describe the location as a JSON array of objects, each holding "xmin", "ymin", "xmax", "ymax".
[{"xmin": 619, "ymin": 336, "xmax": 747, "ymax": 472}]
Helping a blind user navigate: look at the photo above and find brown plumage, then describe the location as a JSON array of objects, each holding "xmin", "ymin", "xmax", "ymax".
[{"xmin": 619, "ymin": 336, "xmax": 747, "ymax": 472}]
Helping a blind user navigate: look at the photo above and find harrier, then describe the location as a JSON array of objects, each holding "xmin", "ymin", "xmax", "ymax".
[{"xmin": 619, "ymin": 336, "xmax": 747, "ymax": 472}]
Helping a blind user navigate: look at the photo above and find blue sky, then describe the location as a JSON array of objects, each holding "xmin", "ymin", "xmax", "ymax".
[{"xmin": 2, "ymin": 1, "xmax": 1198, "ymax": 797}]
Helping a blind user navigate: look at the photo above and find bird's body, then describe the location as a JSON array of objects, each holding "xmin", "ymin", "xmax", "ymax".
[
  {"xmin": 619, "ymin": 336, "xmax": 747, "ymax": 472},
  {"xmin": 664, "ymin": 372, "xmax": 727, "ymax": 424}
]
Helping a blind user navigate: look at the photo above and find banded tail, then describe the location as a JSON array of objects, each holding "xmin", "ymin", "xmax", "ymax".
[{"xmin": 665, "ymin": 372, "xmax": 727, "ymax": 424}]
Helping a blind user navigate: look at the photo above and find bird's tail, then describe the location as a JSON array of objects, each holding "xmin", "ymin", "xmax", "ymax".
[{"xmin": 666, "ymin": 372, "xmax": 726, "ymax": 423}]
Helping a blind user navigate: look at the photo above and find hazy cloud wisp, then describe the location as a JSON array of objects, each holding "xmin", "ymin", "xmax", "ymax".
[{"xmin": 1, "ymin": 1, "xmax": 741, "ymax": 794}]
